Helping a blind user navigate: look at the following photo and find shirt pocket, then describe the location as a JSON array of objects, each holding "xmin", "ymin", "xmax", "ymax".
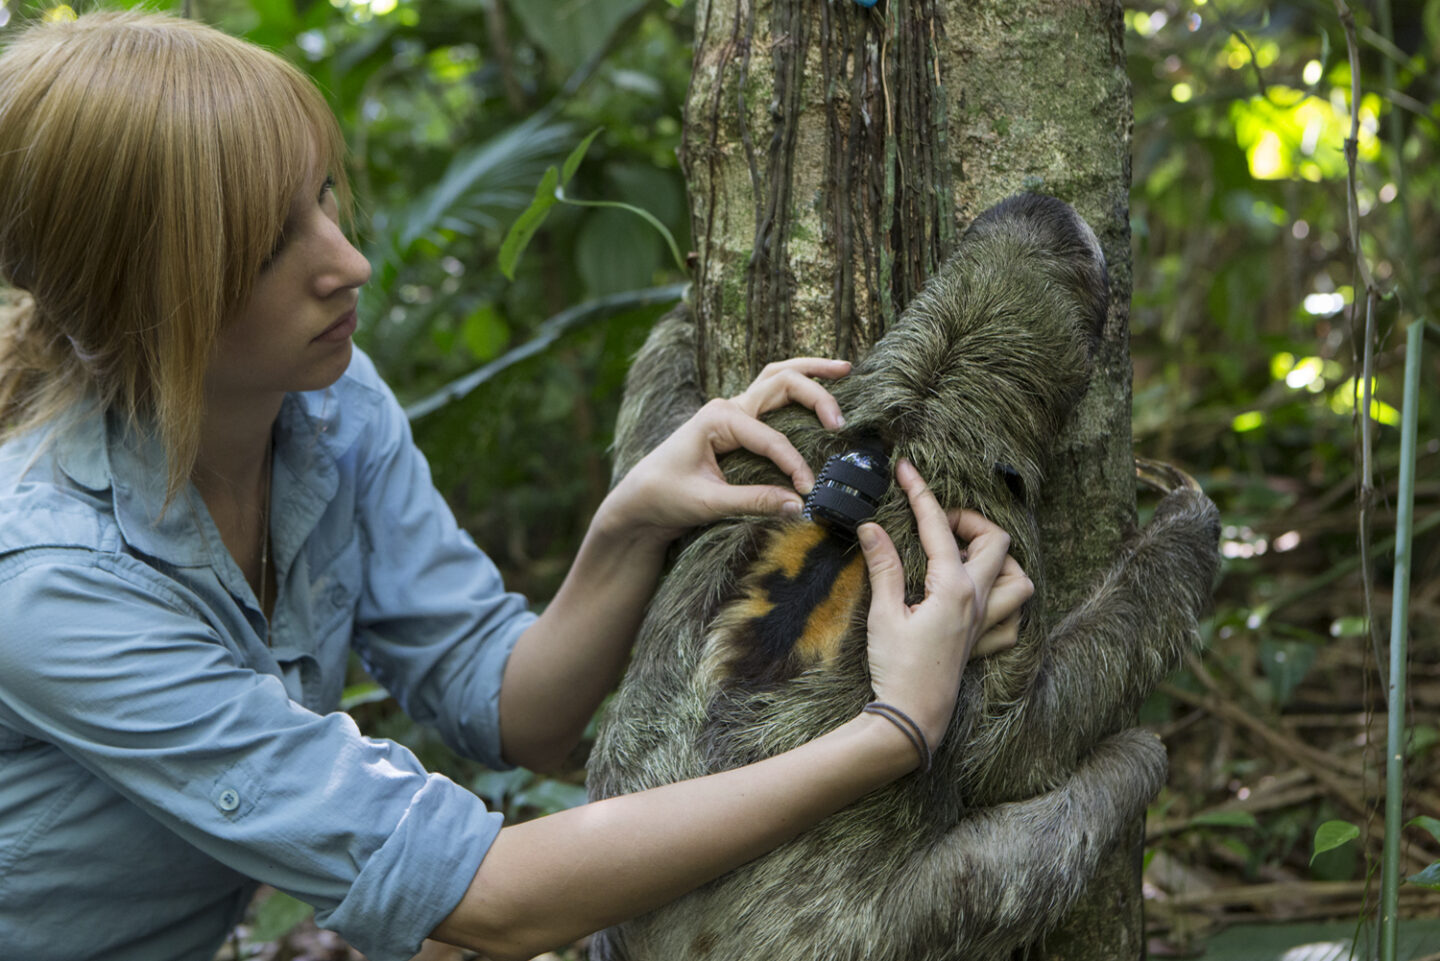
[{"xmin": 292, "ymin": 531, "xmax": 362, "ymax": 710}]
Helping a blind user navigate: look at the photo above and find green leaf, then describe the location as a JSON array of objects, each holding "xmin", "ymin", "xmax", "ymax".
[
  {"xmin": 562, "ymin": 128, "xmax": 605, "ymax": 187},
  {"xmin": 339, "ymin": 682, "xmax": 391, "ymax": 710},
  {"xmin": 1192, "ymin": 809, "xmax": 1259, "ymax": 830},
  {"xmin": 385, "ymin": 116, "xmax": 574, "ymax": 254},
  {"xmin": 1408, "ymin": 815, "xmax": 1440, "ymax": 845},
  {"xmin": 1311, "ymin": 820, "xmax": 1360, "ymax": 864},
  {"xmin": 498, "ymin": 166, "xmax": 560, "ymax": 281},
  {"xmin": 1407, "ymin": 861, "xmax": 1440, "ymax": 891},
  {"xmin": 248, "ymin": 891, "xmax": 313, "ymax": 942},
  {"xmin": 507, "ymin": 0, "xmax": 648, "ymax": 72},
  {"xmin": 462, "ymin": 305, "xmax": 510, "ymax": 361}
]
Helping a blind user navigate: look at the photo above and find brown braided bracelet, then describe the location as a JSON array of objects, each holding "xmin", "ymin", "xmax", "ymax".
[{"xmin": 863, "ymin": 701, "xmax": 932, "ymax": 773}]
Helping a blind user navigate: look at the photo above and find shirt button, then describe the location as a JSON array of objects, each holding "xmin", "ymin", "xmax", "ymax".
[{"xmin": 216, "ymin": 788, "xmax": 241, "ymax": 812}]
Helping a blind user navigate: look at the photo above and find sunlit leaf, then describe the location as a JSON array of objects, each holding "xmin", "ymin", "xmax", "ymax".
[
  {"xmin": 339, "ymin": 682, "xmax": 391, "ymax": 710},
  {"xmin": 462, "ymin": 304, "xmax": 510, "ymax": 361},
  {"xmin": 498, "ymin": 166, "xmax": 560, "ymax": 280},
  {"xmin": 1311, "ymin": 820, "xmax": 1360, "ymax": 864},
  {"xmin": 1232, "ymin": 411, "xmax": 1265, "ymax": 433}
]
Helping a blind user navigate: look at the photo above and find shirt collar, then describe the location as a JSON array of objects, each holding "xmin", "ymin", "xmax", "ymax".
[{"xmin": 48, "ymin": 369, "xmax": 380, "ymax": 573}]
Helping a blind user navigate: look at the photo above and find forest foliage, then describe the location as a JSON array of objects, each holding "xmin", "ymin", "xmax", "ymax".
[{"xmin": 1, "ymin": 0, "xmax": 1436, "ymax": 955}]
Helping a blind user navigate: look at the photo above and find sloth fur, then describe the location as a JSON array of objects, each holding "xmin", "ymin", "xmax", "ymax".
[{"xmin": 587, "ymin": 194, "xmax": 1221, "ymax": 961}]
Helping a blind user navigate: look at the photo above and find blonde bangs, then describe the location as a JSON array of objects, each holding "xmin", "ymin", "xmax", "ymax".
[{"xmin": 0, "ymin": 11, "xmax": 351, "ymax": 505}]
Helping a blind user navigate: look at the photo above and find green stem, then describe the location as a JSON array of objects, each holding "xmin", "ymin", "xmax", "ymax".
[
  {"xmin": 1381, "ymin": 317, "xmax": 1421, "ymax": 961},
  {"xmin": 557, "ymin": 191, "xmax": 688, "ymax": 275}
]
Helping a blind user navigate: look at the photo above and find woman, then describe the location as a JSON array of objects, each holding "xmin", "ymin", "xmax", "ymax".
[{"xmin": 0, "ymin": 11, "xmax": 1031, "ymax": 961}]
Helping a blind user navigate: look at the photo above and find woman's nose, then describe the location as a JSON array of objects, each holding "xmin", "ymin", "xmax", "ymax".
[{"xmin": 315, "ymin": 222, "xmax": 372, "ymax": 297}]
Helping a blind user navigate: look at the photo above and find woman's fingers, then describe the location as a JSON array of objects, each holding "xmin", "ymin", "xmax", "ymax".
[
  {"xmin": 730, "ymin": 358, "xmax": 851, "ymax": 429},
  {"xmin": 696, "ymin": 399, "xmax": 815, "ymax": 497},
  {"xmin": 971, "ymin": 611, "xmax": 1021, "ymax": 658},
  {"xmin": 894, "ymin": 460, "xmax": 968, "ymax": 581},
  {"xmin": 949, "ymin": 508, "xmax": 1014, "ymax": 594},
  {"xmin": 980, "ymin": 565, "xmax": 1034, "ymax": 632}
]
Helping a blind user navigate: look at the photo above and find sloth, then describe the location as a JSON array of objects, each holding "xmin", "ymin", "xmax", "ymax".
[{"xmin": 586, "ymin": 194, "xmax": 1221, "ymax": 961}]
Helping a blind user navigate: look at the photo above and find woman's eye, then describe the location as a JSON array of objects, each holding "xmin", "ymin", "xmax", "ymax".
[{"xmin": 261, "ymin": 177, "xmax": 335, "ymax": 270}]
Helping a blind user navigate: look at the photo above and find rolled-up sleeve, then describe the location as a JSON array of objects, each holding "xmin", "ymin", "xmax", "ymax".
[
  {"xmin": 0, "ymin": 551, "xmax": 499, "ymax": 961},
  {"xmin": 346, "ymin": 363, "xmax": 536, "ymax": 770}
]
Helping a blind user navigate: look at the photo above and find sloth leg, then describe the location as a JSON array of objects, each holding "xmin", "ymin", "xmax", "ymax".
[
  {"xmin": 881, "ymin": 728, "xmax": 1167, "ymax": 960},
  {"xmin": 610, "ymin": 304, "xmax": 707, "ymax": 487}
]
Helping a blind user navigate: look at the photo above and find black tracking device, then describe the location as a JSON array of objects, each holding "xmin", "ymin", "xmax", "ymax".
[{"xmin": 802, "ymin": 442, "xmax": 890, "ymax": 536}]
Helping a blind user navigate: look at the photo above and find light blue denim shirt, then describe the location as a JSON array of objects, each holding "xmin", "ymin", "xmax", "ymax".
[{"xmin": 0, "ymin": 349, "xmax": 535, "ymax": 961}]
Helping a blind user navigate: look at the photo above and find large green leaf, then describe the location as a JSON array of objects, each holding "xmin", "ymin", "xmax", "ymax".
[
  {"xmin": 506, "ymin": 0, "xmax": 648, "ymax": 72},
  {"xmin": 393, "ymin": 117, "xmax": 575, "ymax": 253},
  {"xmin": 1409, "ymin": 815, "xmax": 1440, "ymax": 844},
  {"xmin": 1408, "ymin": 862, "xmax": 1440, "ymax": 892}
]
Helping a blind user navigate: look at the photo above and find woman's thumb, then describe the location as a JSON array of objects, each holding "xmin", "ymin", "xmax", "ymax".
[{"xmin": 858, "ymin": 522, "xmax": 904, "ymax": 611}]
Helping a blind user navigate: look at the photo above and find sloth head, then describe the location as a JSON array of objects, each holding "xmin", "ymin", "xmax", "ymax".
[{"xmin": 756, "ymin": 194, "xmax": 1108, "ymax": 579}]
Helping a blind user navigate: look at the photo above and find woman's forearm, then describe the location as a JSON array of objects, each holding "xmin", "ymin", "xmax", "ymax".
[{"xmin": 432, "ymin": 712, "xmax": 917, "ymax": 961}]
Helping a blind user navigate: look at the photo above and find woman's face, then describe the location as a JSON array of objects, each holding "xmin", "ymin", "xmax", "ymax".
[{"xmin": 207, "ymin": 170, "xmax": 371, "ymax": 404}]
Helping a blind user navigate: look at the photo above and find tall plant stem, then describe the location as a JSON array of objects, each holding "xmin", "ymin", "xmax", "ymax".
[
  {"xmin": 1374, "ymin": 0, "xmax": 1427, "ymax": 955},
  {"xmin": 1380, "ymin": 317, "xmax": 1421, "ymax": 961}
]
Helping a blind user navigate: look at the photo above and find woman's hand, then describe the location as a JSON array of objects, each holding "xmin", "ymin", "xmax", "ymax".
[
  {"xmin": 858, "ymin": 459, "xmax": 1033, "ymax": 746},
  {"xmin": 598, "ymin": 357, "xmax": 851, "ymax": 547}
]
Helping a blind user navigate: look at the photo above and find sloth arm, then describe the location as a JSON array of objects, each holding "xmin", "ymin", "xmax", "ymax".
[
  {"xmin": 609, "ymin": 306, "xmax": 707, "ymax": 483},
  {"xmin": 970, "ymin": 487, "xmax": 1220, "ymax": 792}
]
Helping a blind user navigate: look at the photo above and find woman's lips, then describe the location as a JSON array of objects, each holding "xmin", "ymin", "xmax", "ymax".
[{"xmin": 314, "ymin": 309, "xmax": 357, "ymax": 343}]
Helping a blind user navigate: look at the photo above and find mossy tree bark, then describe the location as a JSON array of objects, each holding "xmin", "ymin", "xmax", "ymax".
[{"xmin": 679, "ymin": 0, "xmax": 1143, "ymax": 957}]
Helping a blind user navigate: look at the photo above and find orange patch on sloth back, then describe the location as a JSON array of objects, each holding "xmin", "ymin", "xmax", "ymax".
[{"xmin": 704, "ymin": 522, "xmax": 867, "ymax": 685}]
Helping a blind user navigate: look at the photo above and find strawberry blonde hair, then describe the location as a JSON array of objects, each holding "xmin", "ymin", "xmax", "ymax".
[{"xmin": 0, "ymin": 10, "xmax": 351, "ymax": 502}]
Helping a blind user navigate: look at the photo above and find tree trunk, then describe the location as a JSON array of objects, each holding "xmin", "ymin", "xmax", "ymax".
[{"xmin": 679, "ymin": 1, "xmax": 1141, "ymax": 958}]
